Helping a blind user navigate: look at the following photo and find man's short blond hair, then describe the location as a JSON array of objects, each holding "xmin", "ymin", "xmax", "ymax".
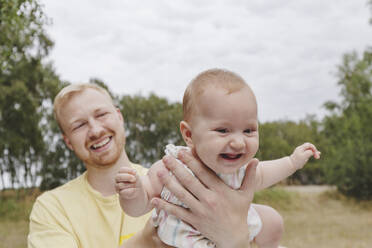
[
  {"xmin": 53, "ymin": 83, "xmax": 113, "ymax": 132},
  {"xmin": 183, "ymin": 68, "xmax": 249, "ymax": 121}
]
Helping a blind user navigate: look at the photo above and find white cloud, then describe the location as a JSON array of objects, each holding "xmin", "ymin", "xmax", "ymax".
[{"xmin": 42, "ymin": 0, "xmax": 372, "ymax": 122}]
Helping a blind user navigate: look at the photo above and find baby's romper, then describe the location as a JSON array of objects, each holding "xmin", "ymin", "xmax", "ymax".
[{"xmin": 152, "ymin": 144, "xmax": 262, "ymax": 248}]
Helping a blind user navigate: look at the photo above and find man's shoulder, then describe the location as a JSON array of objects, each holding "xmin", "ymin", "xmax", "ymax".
[
  {"xmin": 30, "ymin": 173, "xmax": 88, "ymax": 224},
  {"xmin": 36, "ymin": 173, "xmax": 86, "ymax": 203}
]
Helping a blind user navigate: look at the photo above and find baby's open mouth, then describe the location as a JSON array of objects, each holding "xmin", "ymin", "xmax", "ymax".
[{"xmin": 220, "ymin": 153, "xmax": 243, "ymax": 160}]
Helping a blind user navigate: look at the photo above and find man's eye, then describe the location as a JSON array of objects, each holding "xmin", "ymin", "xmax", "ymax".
[
  {"xmin": 215, "ymin": 128, "xmax": 228, "ymax": 133},
  {"xmin": 73, "ymin": 122, "xmax": 86, "ymax": 131},
  {"xmin": 244, "ymin": 129, "xmax": 252, "ymax": 133},
  {"xmin": 97, "ymin": 112, "xmax": 107, "ymax": 118}
]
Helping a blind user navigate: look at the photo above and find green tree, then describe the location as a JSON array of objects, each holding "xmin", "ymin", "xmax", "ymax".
[
  {"xmin": 0, "ymin": 0, "xmax": 60, "ymax": 189},
  {"xmin": 120, "ymin": 94, "xmax": 183, "ymax": 167},
  {"xmin": 323, "ymin": 49, "xmax": 372, "ymax": 199}
]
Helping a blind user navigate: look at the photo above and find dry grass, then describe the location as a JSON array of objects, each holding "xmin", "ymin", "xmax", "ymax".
[
  {"xmin": 0, "ymin": 220, "xmax": 29, "ymax": 248},
  {"xmin": 255, "ymin": 187, "xmax": 372, "ymax": 248},
  {"xmin": 1, "ymin": 187, "xmax": 371, "ymax": 248},
  {"xmin": 0, "ymin": 189, "xmax": 37, "ymax": 248}
]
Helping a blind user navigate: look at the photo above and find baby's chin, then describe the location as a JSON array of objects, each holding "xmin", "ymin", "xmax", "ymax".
[
  {"xmin": 197, "ymin": 153, "xmax": 249, "ymax": 174},
  {"xmin": 207, "ymin": 161, "xmax": 247, "ymax": 175}
]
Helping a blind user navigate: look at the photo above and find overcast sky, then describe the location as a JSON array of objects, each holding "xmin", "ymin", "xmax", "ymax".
[{"xmin": 41, "ymin": 0, "xmax": 372, "ymax": 122}]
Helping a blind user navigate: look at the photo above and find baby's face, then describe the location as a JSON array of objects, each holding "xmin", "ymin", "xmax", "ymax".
[{"xmin": 189, "ymin": 86, "xmax": 259, "ymax": 174}]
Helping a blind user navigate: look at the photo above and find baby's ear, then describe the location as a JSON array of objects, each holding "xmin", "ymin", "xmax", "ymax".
[{"xmin": 180, "ymin": 121, "xmax": 194, "ymax": 148}]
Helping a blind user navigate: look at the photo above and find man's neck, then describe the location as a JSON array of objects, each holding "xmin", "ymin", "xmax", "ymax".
[{"xmin": 86, "ymin": 152, "xmax": 132, "ymax": 197}]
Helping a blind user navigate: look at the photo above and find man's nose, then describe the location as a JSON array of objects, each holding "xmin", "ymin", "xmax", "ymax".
[{"xmin": 88, "ymin": 119, "xmax": 104, "ymax": 139}]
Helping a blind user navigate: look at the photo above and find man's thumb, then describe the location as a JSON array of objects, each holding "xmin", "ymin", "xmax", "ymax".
[{"xmin": 241, "ymin": 158, "xmax": 259, "ymax": 190}]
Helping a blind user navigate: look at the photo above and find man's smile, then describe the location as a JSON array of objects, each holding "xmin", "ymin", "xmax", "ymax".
[{"xmin": 90, "ymin": 136, "xmax": 112, "ymax": 151}]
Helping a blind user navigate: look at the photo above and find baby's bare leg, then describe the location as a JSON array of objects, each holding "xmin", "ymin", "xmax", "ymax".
[{"xmin": 252, "ymin": 204, "xmax": 284, "ymax": 248}]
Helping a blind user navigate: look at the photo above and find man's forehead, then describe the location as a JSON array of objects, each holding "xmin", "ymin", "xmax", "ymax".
[
  {"xmin": 61, "ymin": 91, "xmax": 112, "ymax": 118},
  {"xmin": 67, "ymin": 89, "xmax": 111, "ymax": 106}
]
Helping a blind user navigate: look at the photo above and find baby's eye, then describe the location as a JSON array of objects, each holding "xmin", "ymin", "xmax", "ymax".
[
  {"xmin": 215, "ymin": 128, "xmax": 228, "ymax": 133},
  {"xmin": 244, "ymin": 129, "xmax": 252, "ymax": 133}
]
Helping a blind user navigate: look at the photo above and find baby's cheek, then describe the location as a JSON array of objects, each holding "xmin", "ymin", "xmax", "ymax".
[
  {"xmin": 196, "ymin": 147, "xmax": 214, "ymax": 167},
  {"xmin": 250, "ymin": 140, "xmax": 259, "ymax": 155}
]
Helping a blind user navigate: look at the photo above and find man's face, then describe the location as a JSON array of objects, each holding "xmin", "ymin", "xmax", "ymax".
[{"xmin": 59, "ymin": 88, "xmax": 126, "ymax": 168}]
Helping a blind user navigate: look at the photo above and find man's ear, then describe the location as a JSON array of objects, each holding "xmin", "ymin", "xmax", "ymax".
[
  {"xmin": 116, "ymin": 107, "xmax": 124, "ymax": 122},
  {"xmin": 63, "ymin": 134, "xmax": 74, "ymax": 151},
  {"xmin": 180, "ymin": 121, "xmax": 194, "ymax": 148}
]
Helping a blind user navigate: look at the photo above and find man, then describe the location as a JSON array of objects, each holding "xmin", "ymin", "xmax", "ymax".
[{"xmin": 28, "ymin": 83, "xmax": 256, "ymax": 248}]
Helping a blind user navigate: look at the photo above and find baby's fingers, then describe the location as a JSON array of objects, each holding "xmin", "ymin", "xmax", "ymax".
[
  {"xmin": 306, "ymin": 143, "xmax": 321, "ymax": 159},
  {"xmin": 313, "ymin": 150, "xmax": 321, "ymax": 159},
  {"xmin": 301, "ymin": 143, "xmax": 321, "ymax": 159},
  {"xmin": 115, "ymin": 171, "xmax": 137, "ymax": 184},
  {"xmin": 116, "ymin": 181, "xmax": 136, "ymax": 190}
]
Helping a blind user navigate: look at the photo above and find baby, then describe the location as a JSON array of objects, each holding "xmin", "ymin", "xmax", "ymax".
[{"xmin": 115, "ymin": 68, "xmax": 320, "ymax": 248}]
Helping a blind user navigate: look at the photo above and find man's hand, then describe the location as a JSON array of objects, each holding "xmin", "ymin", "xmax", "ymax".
[
  {"xmin": 151, "ymin": 150, "xmax": 258, "ymax": 248},
  {"xmin": 289, "ymin": 142, "xmax": 321, "ymax": 170}
]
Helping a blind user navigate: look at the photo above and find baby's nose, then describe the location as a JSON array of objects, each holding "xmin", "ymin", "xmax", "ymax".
[{"xmin": 229, "ymin": 137, "xmax": 245, "ymax": 150}]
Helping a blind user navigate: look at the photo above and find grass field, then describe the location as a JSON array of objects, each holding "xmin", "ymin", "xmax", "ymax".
[
  {"xmin": 0, "ymin": 189, "xmax": 37, "ymax": 248},
  {"xmin": 0, "ymin": 187, "xmax": 371, "ymax": 248},
  {"xmin": 254, "ymin": 186, "xmax": 372, "ymax": 248}
]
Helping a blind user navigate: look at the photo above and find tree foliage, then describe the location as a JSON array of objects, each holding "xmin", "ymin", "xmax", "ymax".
[
  {"xmin": 322, "ymin": 49, "xmax": 372, "ymax": 199},
  {"xmin": 120, "ymin": 94, "xmax": 183, "ymax": 167},
  {"xmin": 0, "ymin": 0, "xmax": 60, "ymax": 189}
]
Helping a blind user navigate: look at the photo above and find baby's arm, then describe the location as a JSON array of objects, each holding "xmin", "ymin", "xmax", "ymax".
[
  {"xmin": 254, "ymin": 142, "xmax": 321, "ymax": 191},
  {"xmin": 115, "ymin": 162, "xmax": 166, "ymax": 217}
]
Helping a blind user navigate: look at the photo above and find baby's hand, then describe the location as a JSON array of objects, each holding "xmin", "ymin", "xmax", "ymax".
[
  {"xmin": 115, "ymin": 166, "xmax": 142, "ymax": 199},
  {"xmin": 290, "ymin": 142, "xmax": 321, "ymax": 170}
]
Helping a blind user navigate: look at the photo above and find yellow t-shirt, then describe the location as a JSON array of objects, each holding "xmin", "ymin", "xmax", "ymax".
[{"xmin": 28, "ymin": 164, "xmax": 150, "ymax": 248}]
